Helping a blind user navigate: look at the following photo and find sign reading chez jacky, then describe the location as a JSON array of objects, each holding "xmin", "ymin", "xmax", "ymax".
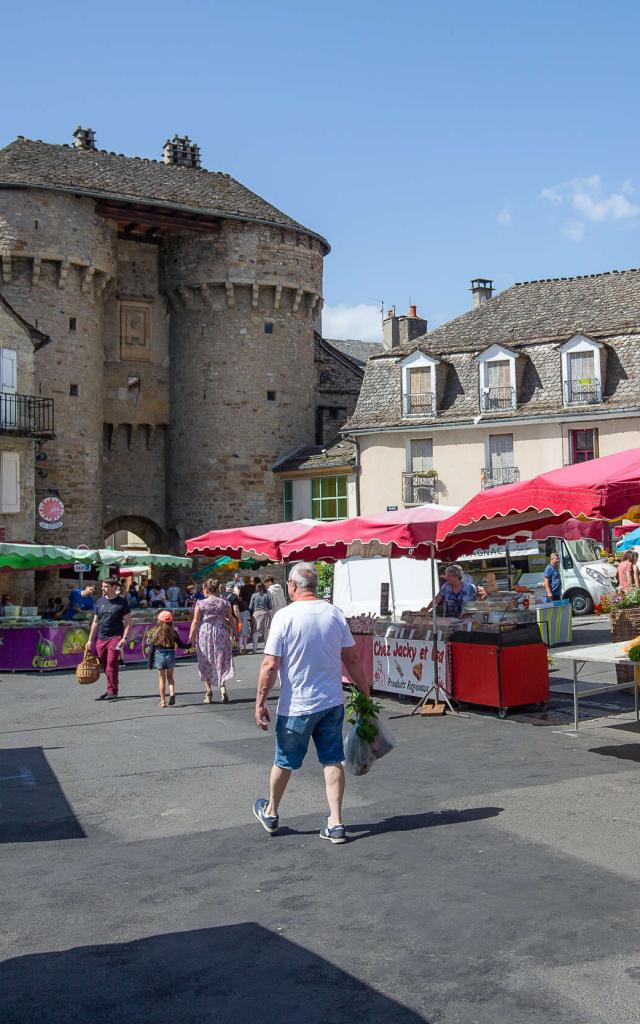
[{"xmin": 372, "ymin": 635, "xmax": 450, "ymax": 696}]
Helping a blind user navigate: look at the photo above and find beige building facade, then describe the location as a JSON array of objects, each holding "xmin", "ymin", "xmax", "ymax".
[{"xmin": 348, "ymin": 274, "xmax": 640, "ymax": 515}]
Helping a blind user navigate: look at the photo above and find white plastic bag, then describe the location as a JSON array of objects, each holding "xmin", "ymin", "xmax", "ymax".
[
  {"xmin": 344, "ymin": 722, "xmax": 377, "ymax": 776},
  {"xmin": 344, "ymin": 716, "xmax": 396, "ymax": 776},
  {"xmin": 370, "ymin": 719, "xmax": 396, "ymax": 761}
]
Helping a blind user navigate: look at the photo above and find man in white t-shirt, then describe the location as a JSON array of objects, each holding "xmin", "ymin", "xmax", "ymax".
[{"xmin": 253, "ymin": 562, "xmax": 369, "ymax": 844}]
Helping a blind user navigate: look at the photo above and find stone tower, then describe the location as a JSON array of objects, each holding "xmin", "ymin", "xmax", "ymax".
[{"xmin": 0, "ymin": 131, "xmax": 327, "ymax": 551}]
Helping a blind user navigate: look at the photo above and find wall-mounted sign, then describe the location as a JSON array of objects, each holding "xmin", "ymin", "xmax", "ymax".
[{"xmin": 38, "ymin": 495, "xmax": 64, "ymax": 531}]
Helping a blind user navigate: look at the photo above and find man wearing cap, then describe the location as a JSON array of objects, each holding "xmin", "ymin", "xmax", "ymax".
[{"xmin": 85, "ymin": 577, "xmax": 132, "ymax": 702}]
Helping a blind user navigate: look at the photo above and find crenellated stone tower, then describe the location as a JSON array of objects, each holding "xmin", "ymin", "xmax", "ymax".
[{"xmin": 0, "ymin": 130, "xmax": 327, "ymax": 551}]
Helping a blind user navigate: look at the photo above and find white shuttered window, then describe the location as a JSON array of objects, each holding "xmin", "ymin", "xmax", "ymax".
[{"xmin": 1, "ymin": 452, "xmax": 20, "ymax": 513}]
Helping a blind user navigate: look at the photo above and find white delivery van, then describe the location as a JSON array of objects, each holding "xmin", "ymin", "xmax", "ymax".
[{"xmin": 458, "ymin": 536, "xmax": 617, "ymax": 616}]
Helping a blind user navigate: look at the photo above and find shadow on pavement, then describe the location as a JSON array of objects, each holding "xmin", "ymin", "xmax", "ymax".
[
  {"xmin": 588, "ymin": 743, "xmax": 640, "ymax": 762},
  {"xmin": 0, "ymin": 747, "xmax": 84, "ymax": 843},
  {"xmin": 277, "ymin": 806, "xmax": 503, "ymax": 842},
  {"xmin": 1, "ymin": 924, "xmax": 426, "ymax": 1024}
]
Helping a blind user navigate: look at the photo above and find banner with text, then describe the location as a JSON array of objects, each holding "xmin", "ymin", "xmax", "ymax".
[{"xmin": 372, "ymin": 634, "xmax": 450, "ymax": 697}]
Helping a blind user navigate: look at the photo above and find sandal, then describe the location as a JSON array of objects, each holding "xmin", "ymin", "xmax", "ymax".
[
  {"xmin": 159, "ymin": 700, "xmax": 168, "ymax": 708},
  {"xmin": 220, "ymin": 686, "xmax": 229, "ymax": 704},
  {"xmin": 168, "ymin": 694, "xmax": 175, "ymax": 706},
  {"xmin": 203, "ymin": 690, "xmax": 213, "ymax": 704}
]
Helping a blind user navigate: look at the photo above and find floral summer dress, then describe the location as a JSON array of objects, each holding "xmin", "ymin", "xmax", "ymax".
[{"xmin": 195, "ymin": 596, "xmax": 234, "ymax": 686}]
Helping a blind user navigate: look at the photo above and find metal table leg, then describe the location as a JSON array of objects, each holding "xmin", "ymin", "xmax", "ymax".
[
  {"xmin": 635, "ymin": 665, "xmax": 639, "ymax": 723},
  {"xmin": 573, "ymin": 661, "xmax": 579, "ymax": 732}
]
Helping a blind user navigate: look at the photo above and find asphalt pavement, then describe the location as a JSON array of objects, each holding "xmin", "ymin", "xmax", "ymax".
[{"xmin": 3, "ymin": 622, "xmax": 640, "ymax": 1023}]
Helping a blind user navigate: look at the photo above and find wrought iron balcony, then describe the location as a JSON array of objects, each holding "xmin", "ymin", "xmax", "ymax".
[
  {"xmin": 402, "ymin": 392, "xmax": 436, "ymax": 417},
  {"xmin": 481, "ymin": 466, "xmax": 520, "ymax": 489},
  {"xmin": 480, "ymin": 386, "xmax": 516, "ymax": 412},
  {"xmin": 0, "ymin": 393, "xmax": 55, "ymax": 438},
  {"xmin": 402, "ymin": 471, "xmax": 439, "ymax": 504},
  {"xmin": 563, "ymin": 378, "xmax": 601, "ymax": 406}
]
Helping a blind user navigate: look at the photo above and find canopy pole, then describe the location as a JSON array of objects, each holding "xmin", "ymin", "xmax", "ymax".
[
  {"xmin": 506, "ymin": 541, "xmax": 513, "ymax": 591},
  {"xmin": 412, "ymin": 546, "xmax": 456, "ymax": 716},
  {"xmin": 387, "ymin": 557, "xmax": 396, "ymax": 618}
]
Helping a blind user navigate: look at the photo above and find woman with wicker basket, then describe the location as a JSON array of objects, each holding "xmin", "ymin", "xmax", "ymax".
[{"xmin": 189, "ymin": 579, "xmax": 236, "ymax": 704}]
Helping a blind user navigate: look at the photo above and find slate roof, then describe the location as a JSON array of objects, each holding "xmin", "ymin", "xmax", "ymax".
[
  {"xmin": 0, "ymin": 292, "xmax": 51, "ymax": 350},
  {"xmin": 349, "ymin": 267, "xmax": 640, "ymax": 431},
  {"xmin": 374, "ymin": 268, "xmax": 640, "ymax": 360},
  {"xmin": 324, "ymin": 338, "xmax": 385, "ymax": 366},
  {"xmin": 0, "ymin": 137, "xmax": 330, "ymax": 251},
  {"xmin": 273, "ymin": 439, "xmax": 356, "ymax": 474}
]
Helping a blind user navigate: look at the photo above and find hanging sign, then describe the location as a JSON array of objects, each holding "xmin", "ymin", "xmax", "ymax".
[
  {"xmin": 372, "ymin": 633, "xmax": 450, "ymax": 697},
  {"xmin": 38, "ymin": 495, "xmax": 64, "ymax": 531}
]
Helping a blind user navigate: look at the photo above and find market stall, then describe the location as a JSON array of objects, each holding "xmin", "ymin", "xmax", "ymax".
[{"xmin": 0, "ymin": 545, "xmax": 194, "ymax": 672}]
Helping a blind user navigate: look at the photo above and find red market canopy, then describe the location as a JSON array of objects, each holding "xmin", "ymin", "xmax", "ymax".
[
  {"xmin": 279, "ymin": 504, "xmax": 457, "ymax": 562},
  {"xmin": 185, "ymin": 519, "xmax": 321, "ymax": 562},
  {"xmin": 436, "ymin": 448, "xmax": 640, "ymax": 558}
]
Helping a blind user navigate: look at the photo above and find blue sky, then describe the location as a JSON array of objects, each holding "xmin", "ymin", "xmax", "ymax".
[{"xmin": 5, "ymin": 0, "xmax": 640, "ymax": 339}]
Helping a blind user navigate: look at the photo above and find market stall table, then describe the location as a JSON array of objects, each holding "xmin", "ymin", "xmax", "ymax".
[{"xmin": 553, "ymin": 641, "xmax": 640, "ymax": 732}]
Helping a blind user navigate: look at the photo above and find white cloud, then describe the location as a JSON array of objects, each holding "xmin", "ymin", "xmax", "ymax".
[
  {"xmin": 322, "ymin": 303, "xmax": 382, "ymax": 342},
  {"xmin": 497, "ymin": 206, "xmax": 512, "ymax": 226},
  {"xmin": 541, "ymin": 175, "xmax": 640, "ymax": 241}
]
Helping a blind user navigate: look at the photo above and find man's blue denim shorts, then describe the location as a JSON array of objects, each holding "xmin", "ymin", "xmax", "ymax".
[{"xmin": 274, "ymin": 704, "xmax": 345, "ymax": 770}]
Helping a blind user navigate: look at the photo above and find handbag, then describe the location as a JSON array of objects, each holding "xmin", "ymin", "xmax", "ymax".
[{"xmin": 76, "ymin": 652, "xmax": 101, "ymax": 685}]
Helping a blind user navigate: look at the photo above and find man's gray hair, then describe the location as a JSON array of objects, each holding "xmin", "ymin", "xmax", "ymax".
[
  {"xmin": 445, "ymin": 563, "xmax": 464, "ymax": 580},
  {"xmin": 288, "ymin": 562, "xmax": 318, "ymax": 591}
]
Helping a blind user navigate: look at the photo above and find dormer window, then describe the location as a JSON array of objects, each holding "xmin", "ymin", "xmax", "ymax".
[
  {"xmin": 559, "ymin": 335, "xmax": 603, "ymax": 406},
  {"xmin": 399, "ymin": 351, "xmax": 438, "ymax": 417},
  {"xmin": 477, "ymin": 344, "xmax": 517, "ymax": 412}
]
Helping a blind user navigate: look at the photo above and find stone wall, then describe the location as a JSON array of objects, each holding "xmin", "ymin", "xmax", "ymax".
[
  {"xmin": 162, "ymin": 221, "xmax": 323, "ymax": 540},
  {"xmin": 0, "ymin": 189, "xmax": 116, "ymax": 547}
]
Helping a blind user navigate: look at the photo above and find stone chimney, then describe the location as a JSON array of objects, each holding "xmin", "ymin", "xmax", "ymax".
[
  {"xmin": 471, "ymin": 278, "xmax": 494, "ymax": 308},
  {"xmin": 162, "ymin": 134, "xmax": 202, "ymax": 169},
  {"xmin": 382, "ymin": 304, "xmax": 427, "ymax": 350},
  {"xmin": 73, "ymin": 126, "xmax": 97, "ymax": 151}
]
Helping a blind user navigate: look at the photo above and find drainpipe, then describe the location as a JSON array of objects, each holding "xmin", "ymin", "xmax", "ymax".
[{"xmin": 353, "ymin": 436, "xmax": 361, "ymax": 516}]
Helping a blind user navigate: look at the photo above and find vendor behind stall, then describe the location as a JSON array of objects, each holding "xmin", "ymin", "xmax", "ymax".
[
  {"xmin": 431, "ymin": 563, "xmax": 478, "ymax": 618},
  {"xmin": 62, "ymin": 584, "xmax": 95, "ymax": 620}
]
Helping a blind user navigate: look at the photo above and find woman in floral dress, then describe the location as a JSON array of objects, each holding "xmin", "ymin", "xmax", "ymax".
[{"xmin": 189, "ymin": 579, "xmax": 236, "ymax": 704}]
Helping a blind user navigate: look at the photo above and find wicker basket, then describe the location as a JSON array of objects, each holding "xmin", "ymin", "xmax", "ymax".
[
  {"xmin": 610, "ymin": 607, "xmax": 640, "ymax": 642},
  {"xmin": 76, "ymin": 653, "xmax": 101, "ymax": 686},
  {"xmin": 610, "ymin": 608, "xmax": 640, "ymax": 684}
]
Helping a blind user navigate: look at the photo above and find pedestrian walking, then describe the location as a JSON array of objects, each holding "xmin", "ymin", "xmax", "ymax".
[
  {"xmin": 618, "ymin": 551, "xmax": 634, "ymax": 593},
  {"xmin": 147, "ymin": 610, "xmax": 190, "ymax": 707},
  {"xmin": 253, "ymin": 562, "xmax": 369, "ymax": 844},
  {"xmin": 630, "ymin": 551, "xmax": 640, "ymax": 589},
  {"xmin": 189, "ymin": 578, "xmax": 236, "ymax": 704},
  {"xmin": 249, "ymin": 582, "xmax": 272, "ymax": 652},
  {"xmin": 237, "ymin": 587, "xmax": 252, "ymax": 653},
  {"xmin": 265, "ymin": 575, "xmax": 287, "ymax": 613},
  {"xmin": 543, "ymin": 551, "xmax": 562, "ymax": 603},
  {"xmin": 85, "ymin": 577, "xmax": 132, "ymax": 702}
]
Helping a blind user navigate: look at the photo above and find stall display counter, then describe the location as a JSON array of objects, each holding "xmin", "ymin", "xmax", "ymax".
[
  {"xmin": 0, "ymin": 611, "xmax": 195, "ymax": 672},
  {"xmin": 450, "ymin": 596, "xmax": 549, "ymax": 717}
]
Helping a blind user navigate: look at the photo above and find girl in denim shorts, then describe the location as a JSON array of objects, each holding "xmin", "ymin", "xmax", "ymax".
[{"xmin": 148, "ymin": 611, "xmax": 188, "ymax": 708}]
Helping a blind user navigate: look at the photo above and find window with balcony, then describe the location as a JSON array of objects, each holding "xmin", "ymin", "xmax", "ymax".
[
  {"xmin": 560, "ymin": 335, "xmax": 603, "ymax": 406},
  {"xmin": 569, "ymin": 428, "xmax": 598, "ymax": 463},
  {"xmin": 399, "ymin": 351, "xmax": 438, "ymax": 417},
  {"xmin": 311, "ymin": 476, "xmax": 348, "ymax": 521},
  {"xmin": 403, "ymin": 438, "xmax": 437, "ymax": 504},
  {"xmin": 0, "ymin": 348, "xmax": 53, "ymax": 438},
  {"xmin": 482, "ymin": 434, "xmax": 519, "ymax": 489},
  {"xmin": 478, "ymin": 344, "xmax": 517, "ymax": 412}
]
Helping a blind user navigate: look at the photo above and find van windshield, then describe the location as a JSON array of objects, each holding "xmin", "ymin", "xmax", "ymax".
[{"xmin": 567, "ymin": 538, "xmax": 602, "ymax": 564}]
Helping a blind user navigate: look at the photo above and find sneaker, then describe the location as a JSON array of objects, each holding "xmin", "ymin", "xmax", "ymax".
[
  {"xmin": 320, "ymin": 821, "xmax": 347, "ymax": 844},
  {"xmin": 253, "ymin": 798, "xmax": 279, "ymax": 835},
  {"xmin": 94, "ymin": 692, "xmax": 108, "ymax": 701},
  {"xmin": 105, "ymin": 694, "xmax": 118, "ymax": 702}
]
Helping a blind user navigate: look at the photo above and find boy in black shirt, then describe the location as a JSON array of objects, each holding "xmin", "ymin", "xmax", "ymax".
[{"xmin": 86, "ymin": 577, "xmax": 132, "ymax": 701}]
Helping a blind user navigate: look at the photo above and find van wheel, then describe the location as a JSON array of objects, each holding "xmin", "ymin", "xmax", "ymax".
[{"xmin": 568, "ymin": 589, "xmax": 593, "ymax": 616}]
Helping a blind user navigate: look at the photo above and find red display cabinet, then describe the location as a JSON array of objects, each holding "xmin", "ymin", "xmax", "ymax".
[{"xmin": 450, "ymin": 633, "xmax": 549, "ymax": 718}]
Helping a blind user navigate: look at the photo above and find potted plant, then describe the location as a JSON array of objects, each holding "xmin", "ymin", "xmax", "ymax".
[{"xmin": 595, "ymin": 588, "xmax": 640, "ymax": 641}]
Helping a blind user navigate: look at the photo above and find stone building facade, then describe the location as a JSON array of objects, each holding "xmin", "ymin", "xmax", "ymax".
[
  {"xmin": 0, "ymin": 129, "xmax": 335, "ymax": 556},
  {"xmin": 347, "ymin": 275, "xmax": 640, "ymax": 512}
]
